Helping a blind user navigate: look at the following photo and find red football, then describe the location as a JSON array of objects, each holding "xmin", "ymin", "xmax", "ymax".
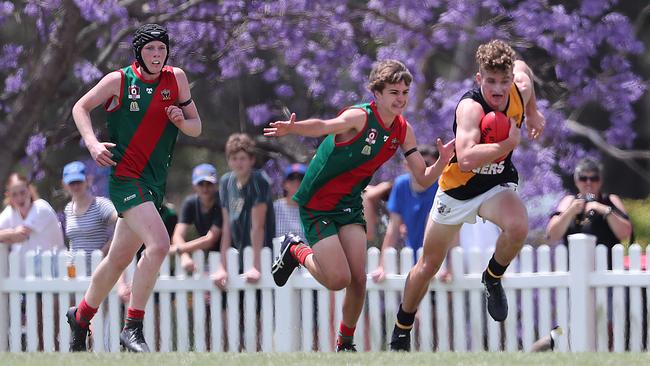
[{"xmin": 479, "ymin": 111, "xmax": 510, "ymax": 162}]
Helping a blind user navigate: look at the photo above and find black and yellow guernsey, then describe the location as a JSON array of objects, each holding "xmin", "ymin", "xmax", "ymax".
[
  {"xmin": 293, "ymin": 101, "xmax": 407, "ymax": 211},
  {"xmin": 439, "ymin": 84, "xmax": 525, "ymax": 200},
  {"xmin": 104, "ymin": 62, "xmax": 179, "ymax": 189}
]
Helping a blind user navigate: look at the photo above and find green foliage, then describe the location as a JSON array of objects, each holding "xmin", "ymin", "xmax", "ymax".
[{"xmin": 623, "ymin": 197, "xmax": 650, "ymax": 247}]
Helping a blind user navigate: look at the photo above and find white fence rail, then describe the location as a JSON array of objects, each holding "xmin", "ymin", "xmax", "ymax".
[{"xmin": 0, "ymin": 233, "xmax": 647, "ymax": 352}]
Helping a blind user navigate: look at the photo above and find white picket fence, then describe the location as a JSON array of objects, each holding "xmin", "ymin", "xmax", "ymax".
[{"xmin": 0, "ymin": 233, "xmax": 648, "ymax": 352}]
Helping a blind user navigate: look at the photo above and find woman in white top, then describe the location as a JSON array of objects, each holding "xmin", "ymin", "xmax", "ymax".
[{"xmin": 0, "ymin": 173, "xmax": 65, "ymax": 276}]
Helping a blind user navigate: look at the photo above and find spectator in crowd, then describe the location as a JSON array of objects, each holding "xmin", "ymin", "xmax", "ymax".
[
  {"xmin": 363, "ymin": 181, "xmax": 393, "ymax": 245},
  {"xmin": 546, "ymin": 158, "xmax": 632, "ymax": 269},
  {"xmin": 171, "ymin": 163, "xmax": 223, "ymax": 273},
  {"xmin": 61, "ymin": 161, "xmax": 118, "ymax": 273},
  {"xmin": 371, "ymin": 145, "xmax": 439, "ymax": 282},
  {"xmin": 0, "ymin": 173, "xmax": 65, "ymax": 276},
  {"xmin": 274, "ymin": 163, "xmax": 306, "ymax": 239},
  {"xmin": 212, "ymin": 133, "xmax": 275, "ymax": 289}
]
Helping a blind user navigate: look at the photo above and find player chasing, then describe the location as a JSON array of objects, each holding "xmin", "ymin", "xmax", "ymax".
[
  {"xmin": 264, "ymin": 60, "xmax": 455, "ymax": 352},
  {"xmin": 389, "ymin": 40, "xmax": 545, "ymax": 351},
  {"xmin": 66, "ymin": 24, "xmax": 201, "ymax": 352}
]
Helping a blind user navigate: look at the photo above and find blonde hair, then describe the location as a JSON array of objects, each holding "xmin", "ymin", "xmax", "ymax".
[
  {"xmin": 225, "ymin": 133, "xmax": 256, "ymax": 159},
  {"xmin": 476, "ymin": 40, "xmax": 516, "ymax": 74},
  {"xmin": 367, "ymin": 60, "xmax": 413, "ymax": 93},
  {"xmin": 4, "ymin": 173, "xmax": 39, "ymax": 207}
]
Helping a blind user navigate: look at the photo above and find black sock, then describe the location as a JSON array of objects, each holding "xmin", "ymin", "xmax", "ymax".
[
  {"xmin": 395, "ymin": 304, "xmax": 416, "ymax": 331},
  {"xmin": 485, "ymin": 254, "xmax": 508, "ymax": 282}
]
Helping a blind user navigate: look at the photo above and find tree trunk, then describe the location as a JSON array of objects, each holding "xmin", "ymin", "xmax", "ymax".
[{"xmin": 0, "ymin": 0, "xmax": 87, "ymax": 186}]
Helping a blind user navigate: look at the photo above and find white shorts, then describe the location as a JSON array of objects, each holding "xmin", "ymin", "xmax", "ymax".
[{"xmin": 430, "ymin": 183, "xmax": 518, "ymax": 225}]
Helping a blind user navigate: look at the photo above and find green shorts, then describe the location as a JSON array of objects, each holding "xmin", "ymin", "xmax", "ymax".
[
  {"xmin": 109, "ymin": 176, "xmax": 164, "ymax": 215},
  {"xmin": 298, "ymin": 206, "xmax": 366, "ymax": 246}
]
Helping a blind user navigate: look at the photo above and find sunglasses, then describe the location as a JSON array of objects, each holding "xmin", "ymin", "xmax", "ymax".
[{"xmin": 578, "ymin": 175, "xmax": 600, "ymax": 182}]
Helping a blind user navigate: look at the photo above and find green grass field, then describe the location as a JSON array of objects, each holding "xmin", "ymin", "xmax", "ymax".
[{"xmin": 1, "ymin": 352, "xmax": 650, "ymax": 366}]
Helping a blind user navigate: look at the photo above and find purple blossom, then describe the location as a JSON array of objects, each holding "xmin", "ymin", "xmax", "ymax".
[
  {"xmin": 274, "ymin": 84, "xmax": 294, "ymax": 98},
  {"xmin": 246, "ymin": 104, "xmax": 273, "ymax": 126},
  {"xmin": 73, "ymin": 61, "xmax": 103, "ymax": 84},
  {"xmin": 0, "ymin": 44, "xmax": 23, "ymax": 69},
  {"xmin": 25, "ymin": 133, "xmax": 46, "ymax": 157},
  {"xmin": 4, "ymin": 68, "xmax": 24, "ymax": 94}
]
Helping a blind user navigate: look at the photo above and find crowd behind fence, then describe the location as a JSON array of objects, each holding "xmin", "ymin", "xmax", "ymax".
[{"xmin": 0, "ymin": 234, "xmax": 647, "ymax": 352}]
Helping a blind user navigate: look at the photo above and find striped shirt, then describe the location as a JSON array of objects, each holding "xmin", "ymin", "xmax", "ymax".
[
  {"xmin": 64, "ymin": 196, "xmax": 116, "ymax": 255},
  {"xmin": 273, "ymin": 198, "xmax": 305, "ymax": 239}
]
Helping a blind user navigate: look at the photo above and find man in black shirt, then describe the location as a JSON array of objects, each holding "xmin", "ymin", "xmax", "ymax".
[{"xmin": 171, "ymin": 163, "xmax": 223, "ymax": 273}]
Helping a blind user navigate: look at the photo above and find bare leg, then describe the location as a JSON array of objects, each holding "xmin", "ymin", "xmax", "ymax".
[
  {"xmin": 84, "ymin": 218, "xmax": 143, "ymax": 307},
  {"xmin": 302, "ymin": 235, "xmax": 351, "ymax": 291},
  {"xmin": 337, "ymin": 224, "xmax": 368, "ymax": 328},
  {"xmin": 121, "ymin": 202, "xmax": 171, "ymax": 310},
  {"xmin": 478, "ymin": 190, "xmax": 528, "ymax": 266},
  {"xmin": 401, "ymin": 220, "xmax": 461, "ymax": 313}
]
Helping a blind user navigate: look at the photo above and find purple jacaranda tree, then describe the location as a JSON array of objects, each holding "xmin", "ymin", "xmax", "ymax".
[{"xmin": 0, "ymin": 0, "xmax": 646, "ymax": 239}]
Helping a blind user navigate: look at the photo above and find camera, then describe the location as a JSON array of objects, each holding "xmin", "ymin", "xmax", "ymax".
[{"xmin": 577, "ymin": 193, "xmax": 596, "ymax": 202}]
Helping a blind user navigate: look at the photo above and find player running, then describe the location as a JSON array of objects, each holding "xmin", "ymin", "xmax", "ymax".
[
  {"xmin": 264, "ymin": 60, "xmax": 455, "ymax": 352},
  {"xmin": 389, "ymin": 39, "xmax": 545, "ymax": 351},
  {"xmin": 66, "ymin": 23, "xmax": 201, "ymax": 352}
]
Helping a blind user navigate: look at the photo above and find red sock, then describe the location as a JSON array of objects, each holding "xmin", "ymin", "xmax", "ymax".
[
  {"xmin": 126, "ymin": 307, "xmax": 145, "ymax": 326},
  {"xmin": 290, "ymin": 243, "xmax": 313, "ymax": 265},
  {"xmin": 76, "ymin": 298, "xmax": 98, "ymax": 329},
  {"xmin": 337, "ymin": 321, "xmax": 356, "ymax": 344}
]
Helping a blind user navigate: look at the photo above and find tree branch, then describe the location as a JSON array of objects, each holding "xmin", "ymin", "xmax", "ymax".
[{"xmin": 565, "ymin": 119, "xmax": 650, "ymax": 183}]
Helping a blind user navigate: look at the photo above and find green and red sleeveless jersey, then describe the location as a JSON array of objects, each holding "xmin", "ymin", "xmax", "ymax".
[
  {"xmin": 104, "ymin": 62, "xmax": 179, "ymax": 188},
  {"xmin": 293, "ymin": 101, "xmax": 407, "ymax": 211}
]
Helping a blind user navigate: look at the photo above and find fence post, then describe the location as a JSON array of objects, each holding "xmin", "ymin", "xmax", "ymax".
[
  {"xmin": 0, "ymin": 245, "xmax": 8, "ymax": 351},
  {"xmin": 274, "ymin": 237, "xmax": 298, "ymax": 352},
  {"xmin": 568, "ymin": 233, "xmax": 596, "ymax": 352}
]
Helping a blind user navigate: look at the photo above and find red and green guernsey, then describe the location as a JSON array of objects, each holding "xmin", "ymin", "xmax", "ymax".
[
  {"xmin": 294, "ymin": 101, "xmax": 407, "ymax": 245},
  {"xmin": 104, "ymin": 62, "xmax": 179, "ymax": 213}
]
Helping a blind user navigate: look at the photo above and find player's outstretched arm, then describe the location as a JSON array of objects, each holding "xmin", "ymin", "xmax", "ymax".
[
  {"xmin": 403, "ymin": 124, "xmax": 455, "ymax": 187},
  {"xmin": 168, "ymin": 67, "xmax": 201, "ymax": 137},
  {"xmin": 264, "ymin": 108, "xmax": 366, "ymax": 138},
  {"xmin": 514, "ymin": 60, "xmax": 545, "ymax": 140},
  {"xmin": 72, "ymin": 72, "xmax": 122, "ymax": 167}
]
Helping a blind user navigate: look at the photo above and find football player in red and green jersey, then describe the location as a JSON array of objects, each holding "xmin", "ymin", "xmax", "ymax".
[
  {"xmin": 67, "ymin": 24, "xmax": 201, "ymax": 353},
  {"xmin": 265, "ymin": 60, "xmax": 455, "ymax": 351}
]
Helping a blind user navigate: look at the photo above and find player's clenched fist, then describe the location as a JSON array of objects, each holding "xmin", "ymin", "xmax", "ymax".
[{"xmin": 166, "ymin": 105, "xmax": 185, "ymax": 126}]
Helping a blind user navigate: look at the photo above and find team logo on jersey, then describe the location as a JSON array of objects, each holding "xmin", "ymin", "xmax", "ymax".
[
  {"xmin": 128, "ymin": 85, "xmax": 140, "ymax": 100},
  {"xmin": 146, "ymin": 87, "xmax": 153, "ymax": 94},
  {"xmin": 161, "ymin": 89, "xmax": 171, "ymax": 100},
  {"xmin": 129, "ymin": 101, "xmax": 139, "ymax": 112},
  {"xmin": 436, "ymin": 202, "xmax": 451, "ymax": 216},
  {"xmin": 389, "ymin": 137, "xmax": 399, "ymax": 150},
  {"xmin": 365, "ymin": 128, "xmax": 378, "ymax": 145},
  {"xmin": 361, "ymin": 145, "xmax": 372, "ymax": 155},
  {"xmin": 383, "ymin": 135, "xmax": 389, "ymax": 142}
]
